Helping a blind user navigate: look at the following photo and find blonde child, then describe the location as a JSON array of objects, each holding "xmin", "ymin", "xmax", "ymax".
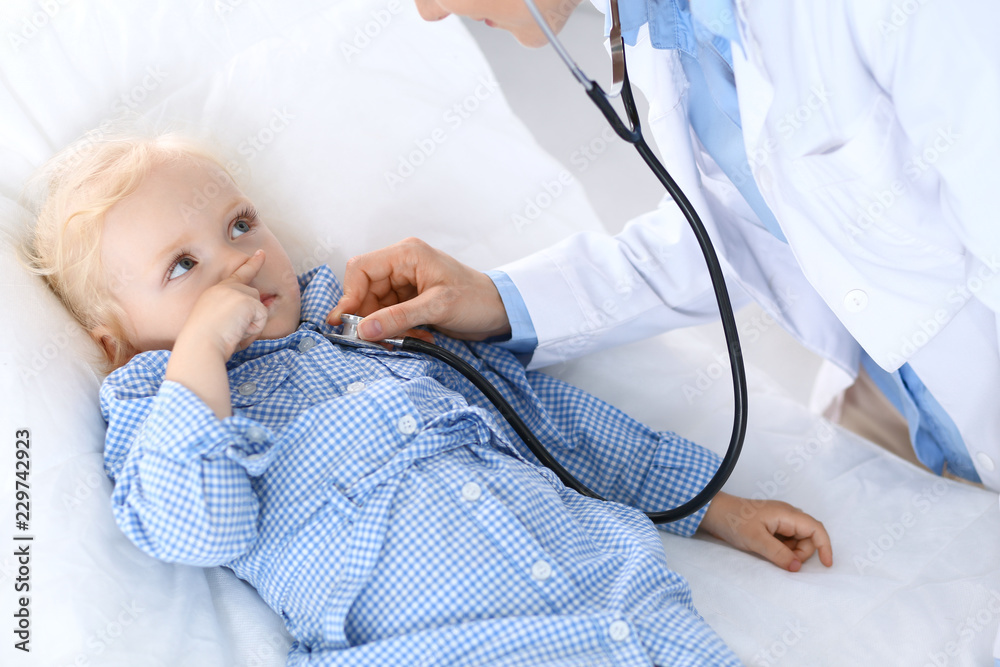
[{"xmin": 21, "ymin": 131, "xmax": 832, "ymax": 666}]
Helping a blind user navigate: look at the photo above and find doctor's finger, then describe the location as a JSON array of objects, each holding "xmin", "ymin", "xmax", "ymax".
[
  {"xmin": 331, "ymin": 240, "xmax": 432, "ymax": 326},
  {"xmin": 357, "ymin": 289, "xmax": 456, "ymax": 340}
]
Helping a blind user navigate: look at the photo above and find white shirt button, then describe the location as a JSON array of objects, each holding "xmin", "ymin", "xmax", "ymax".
[
  {"xmin": 397, "ymin": 415, "xmax": 417, "ymax": 435},
  {"xmin": 238, "ymin": 381, "xmax": 257, "ymax": 396},
  {"xmin": 976, "ymin": 452, "xmax": 996, "ymax": 472},
  {"xmin": 246, "ymin": 427, "xmax": 267, "ymax": 443},
  {"xmin": 346, "ymin": 381, "xmax": 366, "ymax": 394},
  {"xmin": 844, "ymin": 289, "xmax": 869, "ymax": 313},
  {"xmin": 297, "ymin": 337, "xmax": 316, "ymax": 353},
  {"xmin": 461, "ymin": 482, "xmax": 482, "ymax": 502},
  {"xmin": 530, "ymin": 560, "xmax": 552, "ymax": 582},
  {"xmin": 609, "ymin": 620, "xmax": 630, "ymax": 642}
]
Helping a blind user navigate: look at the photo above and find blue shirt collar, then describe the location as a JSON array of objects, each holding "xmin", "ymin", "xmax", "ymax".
[
  {"xmin": 609, "ymin": 0, "xmax": 739, "ymax": 52},
  {"xmin": 295, "ymin": 263, "xmax": 345, "ymax": 330}
]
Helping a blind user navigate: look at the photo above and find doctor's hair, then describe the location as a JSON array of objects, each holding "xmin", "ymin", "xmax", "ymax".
[{"xmin": 17, "ymin": 123, "xmax": 238, "ymax": 375}]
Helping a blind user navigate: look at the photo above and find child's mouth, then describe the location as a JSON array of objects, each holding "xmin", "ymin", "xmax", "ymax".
[{"xmin": 260, "ymin": 294, "xmax": 276, "ymax": 308}]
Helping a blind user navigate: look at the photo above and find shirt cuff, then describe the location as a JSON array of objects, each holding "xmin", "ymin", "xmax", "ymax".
[
  {"xmin": 485, "ymin": 270, "xmax": 538, "ymax": 358},
  {"xmin": 144, "ymin": 381, "xmax": 278, "ymax": 473}
]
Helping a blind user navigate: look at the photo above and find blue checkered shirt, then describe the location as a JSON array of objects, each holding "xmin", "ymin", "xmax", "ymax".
[{"xmin": 100, "ymin": 264, "xmax": 739, "ymax": 666}]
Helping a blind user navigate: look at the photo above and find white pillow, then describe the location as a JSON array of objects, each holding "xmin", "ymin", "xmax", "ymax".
[{"xmin": 0, "ymin": 0, "xmax": 604, "ymax": 664}]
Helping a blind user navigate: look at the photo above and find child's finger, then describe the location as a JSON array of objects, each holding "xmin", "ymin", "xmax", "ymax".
[
  {"xmin": 749, "ymin": 528, "xmax": 803, "ymax": 572},
  {"xmin": 786, "ymin": 537, "xmax": 816, "ymax": 564},
  {"xmin": 772, "ymin": 514, "xmax": 834, "ymax": 568},
  {"xmin": 230, "ymin": 249, "xmax": 266, "ymax": 285}
]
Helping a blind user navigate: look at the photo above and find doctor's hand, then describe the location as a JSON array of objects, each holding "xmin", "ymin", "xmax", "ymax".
[
  {"xmin": 328, "ymin": 237, "xmax": 511, "ymax": 341},
  {"xmin": 698, "ymin": 492, "xmax": 834, "ymax": 572}
]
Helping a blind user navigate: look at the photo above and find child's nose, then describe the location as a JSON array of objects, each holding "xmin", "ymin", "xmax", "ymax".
[
  {"xmin": 224, "ymin": 249, "xmax": 264, "ymax": 283},
  {"xmin": 414, "ymin": 0, "xmax": 450, "ymax": 21}
]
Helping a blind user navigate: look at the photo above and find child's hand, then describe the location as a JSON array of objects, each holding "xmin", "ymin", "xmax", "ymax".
[
  {"xmin": 698, "ymin": 492, "xmax": 833, "ymax": 572},
  {"xmin": 178, "ymin": 250, "xmax": 270, "ymax": 360}
]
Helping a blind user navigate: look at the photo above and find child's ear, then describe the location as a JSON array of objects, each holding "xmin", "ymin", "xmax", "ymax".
[{"xmin": 89, "ymin": 324, "xmax": 118, "ymax": 359}]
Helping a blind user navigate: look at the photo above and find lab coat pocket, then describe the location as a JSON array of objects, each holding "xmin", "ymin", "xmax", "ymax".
[
  {"xmin": 789, "ymin": 94, "xmax": 896, "ymax": 190},
  {"xmin": 782, "ymin": 93, "xmax": 962, "ymax": 270}
]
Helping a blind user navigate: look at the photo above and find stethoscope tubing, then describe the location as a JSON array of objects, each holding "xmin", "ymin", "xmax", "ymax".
[{"xmin": 512, "ymin": 0, "xmax": 749, "ymax": 522}]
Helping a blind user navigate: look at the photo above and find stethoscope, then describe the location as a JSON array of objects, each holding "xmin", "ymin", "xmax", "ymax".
[{"xmin": 325, "ymin": 0, "xmax": 748, "ymax": 523}]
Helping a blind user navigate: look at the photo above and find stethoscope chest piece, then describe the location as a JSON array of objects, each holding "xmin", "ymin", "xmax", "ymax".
[{"xmin": 323, "ymin": 313, "xmax": 384, "ymax": 349}]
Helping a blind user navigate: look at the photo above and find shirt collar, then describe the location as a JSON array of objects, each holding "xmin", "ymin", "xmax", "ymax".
[
  {"xmin": 599, "ymin": 0, "xmax": 739, "ymax": 52},
  {"xmin": 296, "ymin": 263, "xmax": 345, "ymax": 330}
]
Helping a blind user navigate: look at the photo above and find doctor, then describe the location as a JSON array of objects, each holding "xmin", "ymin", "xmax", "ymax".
[{"xmin": 331, "ymin": 0, "xmax": 1000, "ymax": 499}]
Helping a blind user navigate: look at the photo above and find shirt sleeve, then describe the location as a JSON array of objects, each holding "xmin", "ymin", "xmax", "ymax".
[
  {"xmin": 484, "ymin": 270, "xmax": 538, "ymax": 359},
  {"xmin": 496, "ymin": 205, "xmax": 746, "ymax": 370},
  {"xmin": 515, "ymin": 367, "xmax": 718, "ymax": 537},
  {"xmin": 101, "ymin": 364, "xmax": 271, "ymax": 566},
  {"xmin": 451, "ymin": 337, "xmax": 719, "ymax": 537}
]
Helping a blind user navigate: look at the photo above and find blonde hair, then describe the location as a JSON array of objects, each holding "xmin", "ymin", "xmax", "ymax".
[{"xmin": 18, "ymin": 128, "xmax": 235, "ymax": 375}]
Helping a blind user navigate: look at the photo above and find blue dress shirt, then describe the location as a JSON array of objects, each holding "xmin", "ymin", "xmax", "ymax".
[
  {"xmin": 613, "ymin": 0, "xmax": 786, "ymax": 242},
  {"xmin": 100, "ymin": 264, "xmax": 740, "ymax": 665}
]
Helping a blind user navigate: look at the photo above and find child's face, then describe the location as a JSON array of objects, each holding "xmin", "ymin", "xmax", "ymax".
[{"xmin": 98, "ymin": 156, "xmax": 302, "ymax": 353}]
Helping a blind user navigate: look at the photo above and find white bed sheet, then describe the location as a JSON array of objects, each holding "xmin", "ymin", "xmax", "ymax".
[
  {"xmin": 546, "ymin": 327, "xmax": 1000, "ymax": 666},
  {"xmin": 0, "ymin": 0, "xmax": 997, "ymax": 665}
]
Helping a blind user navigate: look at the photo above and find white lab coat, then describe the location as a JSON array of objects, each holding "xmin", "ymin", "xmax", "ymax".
[{"xmin": 500, "ymin": 0, "xmax": 1000, "ymax": 496}]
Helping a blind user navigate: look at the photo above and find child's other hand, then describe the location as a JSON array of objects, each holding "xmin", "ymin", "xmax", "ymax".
[
  {"xmin": 179, "ymin": 250, "xmax": 269, "ymax": 360},
  {"xmin": 698, "ymin": 492, "xmax": 833, "ymax": 572}
]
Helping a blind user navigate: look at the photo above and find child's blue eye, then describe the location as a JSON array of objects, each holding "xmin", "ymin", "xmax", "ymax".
[
  {"xmin": 168, "ymin": 256, "xmax": 196, "ymax": 280},
  {"xmin": 233, "ymin": 219, "xmax": 252, "ymax": 237}
]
